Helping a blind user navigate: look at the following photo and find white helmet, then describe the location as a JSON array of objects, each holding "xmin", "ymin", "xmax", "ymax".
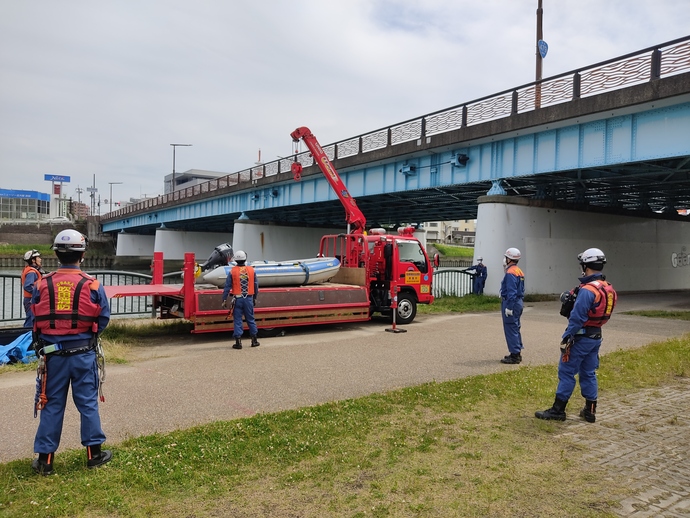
[
  {"xmin": 578, "ymin": 247, "xmax": 606, "ymax": 270},
  {"xmin": 24, "ymin": 249, "xmax": 41, "ymax": 262},
  {"xmin": 477, "ymin": 257, "xmax": 483, "ymax": 262},
  {"xmin": 504, "ymin": 247, "xmax": 521, "ymax": 262},
  {"xmin": 233, "ymin": 250, "xmax": 247, "ymax": 262},
  {"xmin": 53, "ymin": 229, "xmax": 88, "ymax": 252}
]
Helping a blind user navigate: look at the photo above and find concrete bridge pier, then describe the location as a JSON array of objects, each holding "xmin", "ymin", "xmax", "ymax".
[
  {"xmin": 232, "ymin": 219, "xmax": 348, "ymax": 262},
  {"xmin": 474, "ymin": 195, "xmax": 690, "ymax": 296},
  {"xmin": 115, "ymin": 229, "xmax": 232, "ymax": 261}
]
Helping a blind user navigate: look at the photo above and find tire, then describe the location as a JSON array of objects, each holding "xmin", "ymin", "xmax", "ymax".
[
  {"xmin": 258, "ymin": 328, "xmax": 285, "ymax": 338},
  {"xmin": 394, "ymin": 293, "xmax": 417, "ymax": 325}
]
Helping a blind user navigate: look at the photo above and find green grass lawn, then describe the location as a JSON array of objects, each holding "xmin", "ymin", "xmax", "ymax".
[
  {"xmin": 2, "ymin": 307, "xmax": 688, "ymax": 517},
  {"xmin": 433, "ymin": 243, "xmax": 475, "ymax": 258}
]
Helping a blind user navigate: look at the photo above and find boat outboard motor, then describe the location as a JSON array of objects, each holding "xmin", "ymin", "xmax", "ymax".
[{"xmin": 199, "ymin": 243, "xmax": 234, "ymax": 272}]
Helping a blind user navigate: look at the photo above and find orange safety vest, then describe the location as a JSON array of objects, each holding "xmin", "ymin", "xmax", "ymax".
[
  {"xmin": 581, "ymin": 279, "xmax": 617, "ymax": 328},
  {"xmin": 230, "ymin": 265, "xmax": 256, "ymax": 296},
  {"xmin": 33, "ymin": 269, "xmax": 102, "ymax": 334},
  {"xmin": 21, "ymin": 265, "xmax": 42, "ymax": 298}
]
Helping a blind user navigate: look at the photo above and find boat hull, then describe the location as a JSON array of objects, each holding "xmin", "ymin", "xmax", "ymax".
[{"xmin": 198, "ymin": 257, "xmax": 341, "ymax": 288}]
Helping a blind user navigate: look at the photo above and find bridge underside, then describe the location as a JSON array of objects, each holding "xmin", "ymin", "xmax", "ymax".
[{"xmin": 152, "ymin": 154, "xmax": 687, "ymax": 233}]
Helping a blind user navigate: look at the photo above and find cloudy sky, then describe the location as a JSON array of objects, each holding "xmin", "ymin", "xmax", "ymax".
[{"xmin": 1, "ymin": 0, "xmax": 688, "ymax": 210}]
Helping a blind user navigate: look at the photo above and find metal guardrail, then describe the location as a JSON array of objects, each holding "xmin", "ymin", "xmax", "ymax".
[
  {"xmin": 103, "ymin": 35, "xmax": 690, "ymax": 222},
  {"xmin": 1, "ymin": 270, "xmax": 182, "ymax": 325},
  {"xmin": 432, "ymin": 269, "xmax": 474, "ymax": 298}
]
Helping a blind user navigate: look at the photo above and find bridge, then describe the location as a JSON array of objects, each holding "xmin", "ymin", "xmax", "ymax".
[{"xmin": 101, "ymin": 36, "xmax": 690, "ymax": 295}]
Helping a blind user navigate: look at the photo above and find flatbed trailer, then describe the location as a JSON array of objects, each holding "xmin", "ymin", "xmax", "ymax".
[{"xmin": 106, "ymin": 252, "xmax": 378, "ymax": 334}]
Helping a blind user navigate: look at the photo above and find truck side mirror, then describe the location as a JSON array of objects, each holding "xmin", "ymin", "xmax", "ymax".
[{"xmin": 433, "ymin": 253, "xmax": 440, "ymax": 268}]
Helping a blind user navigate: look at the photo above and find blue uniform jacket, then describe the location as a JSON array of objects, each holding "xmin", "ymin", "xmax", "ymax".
[{"xmin": 499, "ymin": 265, "xmax": 524, "ymax": 312}]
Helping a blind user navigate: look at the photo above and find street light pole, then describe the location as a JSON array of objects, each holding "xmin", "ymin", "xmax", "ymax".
[
  {"xmin": 108, "ymin": 182, "xmax": 122, "ymax": 213},
  {"xmin": 170, "ymin": 143, "xmax": 192, "ymax": 193}
]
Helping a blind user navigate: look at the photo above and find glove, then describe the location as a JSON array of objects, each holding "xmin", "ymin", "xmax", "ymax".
[
  {"xmin": 504, "ymin": 308, "xmax": 513, "ymax": 317},
  {"xmin": 221, "ymin": 300, "xmax": 226, "ymax": 309},
  {"xmin": 560, "ymin": 335, "xmax": 574, "ymax": 356},
  {"xmin": 252, "ymin": 295, "xmax": 257, "ymax": 305}
]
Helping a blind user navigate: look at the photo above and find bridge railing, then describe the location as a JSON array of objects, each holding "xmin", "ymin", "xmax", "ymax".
[
  {"xmin": 103, "ymin": 35, "xmax": 690, "ymax": 222},
  {"xmin": 0, "ymin": 271, "xmax": 182, "ymax": 325}
]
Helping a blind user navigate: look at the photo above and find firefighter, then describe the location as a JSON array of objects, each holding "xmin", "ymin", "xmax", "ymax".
[
  {"xmin": 535, "ymin": 247, "xmax": 617, "ymax": 422},
  {"xmin": 470, "ymin": 256, "xmax": 487, "ymax": 295},
  {"xmin": 499, "ymin": 248, "xmax": 525, "ymax": 364},
  {"xmin": 221, "ymin": 250, "xmax": 260, "ymax": 349},
  {"xmin": 31, "ymin": 229, "xmax": 111, "ymax": 475},
  {"xmin": 21, "ymin": 249, "xmax": 45, "ymax": 328}
]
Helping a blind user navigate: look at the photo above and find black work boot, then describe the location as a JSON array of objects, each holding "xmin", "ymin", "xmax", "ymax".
[
  {"xmin": 250, "ymin": 335, "xmax": 260, "ymax": 347},
  {"xmin": 32, "ymin": 452, "xmax": 54, "ymax": 476},
  {"xmin": 86, "ymin": 444, "xmax": 112, "ymax": 469},
  {"xmin": 500, "ymin": 353, "xmax": 522, "ymax": 364},
  {"xmin": 579, "ymin": 399, "xmax": 597, "ymax": 423},
  {"xmin": 535, "ymin": 397, "xmax": 568, "ymax": 421},
  {"xmin": 232, "ymin": 338, "xmax": 242, "ymax": 349}
]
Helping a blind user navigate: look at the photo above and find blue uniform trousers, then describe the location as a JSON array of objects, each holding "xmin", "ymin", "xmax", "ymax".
[
  {"xmin": 23, "ymin": 297, "xmax": 34, "ymax": 328},
  {"xmin": 556, "ymin": 335, "xmax": 601, "ymax": 401},
  {"xmin": 232, "ymin": 296, "xmax": 258, "ymax": 338},
  {"xmin": 34, "ymin": 350, "xmax": 106, "ymax": 453},
  {"xmin": 501, "ymin": 299, "xmax": 523, "ymax": 354},
  {"xmin": 472, "ymin": 277, "xmax": 485, "ymax": 295}
]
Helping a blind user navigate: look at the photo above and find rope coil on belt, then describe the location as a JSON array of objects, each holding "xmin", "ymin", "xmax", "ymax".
[
  {"xmin": 34, "ymin": 354, "xmax": 47, "ymax": 418},
  {"xmin": 96, "ymin": 337, "xmax": 106, "ymax": 402}
]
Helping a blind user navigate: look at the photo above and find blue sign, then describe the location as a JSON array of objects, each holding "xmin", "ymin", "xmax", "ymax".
[
  {"xmin": 44, "ymin": 174, "xmax": 71, "ymax": 183},
  {"xmin": 0, "ymin": 189, "xmax": 50, "ymax": 201},
  {"xmin": 538, "ymin": 40, "xmax": 548, "ymax": 59}
]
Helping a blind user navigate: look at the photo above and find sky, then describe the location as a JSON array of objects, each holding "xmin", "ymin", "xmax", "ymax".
[{"xmin": 1, "ymin": 0, "xmax": 689, "ymax": 211}]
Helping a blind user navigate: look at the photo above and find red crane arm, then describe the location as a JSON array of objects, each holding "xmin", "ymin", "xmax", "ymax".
[{"xmin": 290, "ymin": 126, "xmax": 367, "ymax": 233}]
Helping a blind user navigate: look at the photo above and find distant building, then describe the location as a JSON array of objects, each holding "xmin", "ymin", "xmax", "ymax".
[
  {"xmin": 164, "ymin": 169, "xmax": 228, "ymax": 194},
  {"xmin": 0, "ymin": 189, "xmax": 50, "ymax": 222},
  {"xmin": 423, "ymin": 219, "xmax": 476, "ymax": 245},
  {"xmin": 70, "ymin": 201, "xmax": 90, "ymax": 220}
]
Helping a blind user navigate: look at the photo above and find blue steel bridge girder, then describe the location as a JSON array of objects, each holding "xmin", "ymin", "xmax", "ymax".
[{"xmin": 102, "ymin": 99, "xmax": 690, "ymax": 234}]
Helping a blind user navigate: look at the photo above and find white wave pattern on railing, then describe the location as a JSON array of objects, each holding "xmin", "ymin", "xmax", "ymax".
[
  {"xmin": 104, "ymin": 38, "xmax": 690, "ymax": 221},
  {"xmin": 662, "ymin": 41, "xmax": 690, "ymax": 76},
  {"xmin": 426, "ymin": 108, "xmax": 464, "ymax": 135}
]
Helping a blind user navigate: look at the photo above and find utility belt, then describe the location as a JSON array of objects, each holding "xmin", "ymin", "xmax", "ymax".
[
  {"xmin": 575, "ymin": 327, "xmax": 602, "ymax": 340},
  {"xmin": 37, "ymin": 337, "xmax": 97, "ymax": 356}
]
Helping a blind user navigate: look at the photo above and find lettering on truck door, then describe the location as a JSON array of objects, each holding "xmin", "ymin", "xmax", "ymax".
[{"xmin": 396, "ymin": 240, "xmax": 429, "ymax": 292}]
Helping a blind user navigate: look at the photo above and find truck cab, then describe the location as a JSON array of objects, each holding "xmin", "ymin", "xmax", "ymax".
[{"xmin": 318, "ymin": 227, "xmax": 434, "ymax": 325}]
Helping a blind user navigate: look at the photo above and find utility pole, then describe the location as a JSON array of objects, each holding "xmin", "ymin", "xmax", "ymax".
[
  {"xmin": 108, "ymin": 182, "xmax": 122, "ymax": 213},
  {"xmin": 170, "ymin": 143, "xmax": 192, "ymax": 193},
  {"xmin": 535, "ymin": 0, "xmax": 544, "ymax": 108},
  {"xmin": 86, "ymin": 174, "xmax": 98, "ymax": 216}
]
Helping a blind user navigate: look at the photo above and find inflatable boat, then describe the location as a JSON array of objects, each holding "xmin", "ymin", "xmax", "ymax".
[{"xmin": 198, "ymin": 257, "xmax": 341, "ymax": 288}]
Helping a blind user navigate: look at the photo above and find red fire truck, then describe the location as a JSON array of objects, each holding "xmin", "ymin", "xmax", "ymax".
[{"xmin": 105, "ymin": 127, "xmax": 435, "ymax": 334}]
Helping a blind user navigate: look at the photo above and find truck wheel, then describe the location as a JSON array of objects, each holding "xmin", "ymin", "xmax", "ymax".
[{"xmin": 395, "ymin": 293, "xmax": 417, "ymax": 325}]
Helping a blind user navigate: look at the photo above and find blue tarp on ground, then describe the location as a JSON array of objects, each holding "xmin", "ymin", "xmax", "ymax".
[{"xmin": 0, "ymin": 332, "xmax": 37, "ymax": 365}]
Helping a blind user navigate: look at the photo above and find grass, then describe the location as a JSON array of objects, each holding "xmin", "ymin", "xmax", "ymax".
[
  {"xmin": 1, "ymin": 309, "xmax": 689, "ymax": 517},
  {"xmin": 0, "ymin": 244, "xmax": 54, "ymax": 256},
  {"xmin": 433, "ymin": 244, "xmax": 475, "ymax": 258},
  {"xmin": 2, "ymin": 337, "xmax": 688, "ymax": 517},
  {"xmin": 623, "ymin": 310, "xmax": 690, "ymax": 320}
]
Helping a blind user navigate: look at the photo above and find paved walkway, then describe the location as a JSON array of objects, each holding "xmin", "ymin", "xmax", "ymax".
[
  {"xmin": 1, "ymin": 291, "xmax": 689, "ymax": 516},
  {"xmin": 564, "ymin": 380, "xmax": 690, "ymax": 517}
]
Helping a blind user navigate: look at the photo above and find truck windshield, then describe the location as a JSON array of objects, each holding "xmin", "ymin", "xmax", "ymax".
[{"xmin": 397, "ymin": 240, "xmax": 428, "ymax": 273}]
